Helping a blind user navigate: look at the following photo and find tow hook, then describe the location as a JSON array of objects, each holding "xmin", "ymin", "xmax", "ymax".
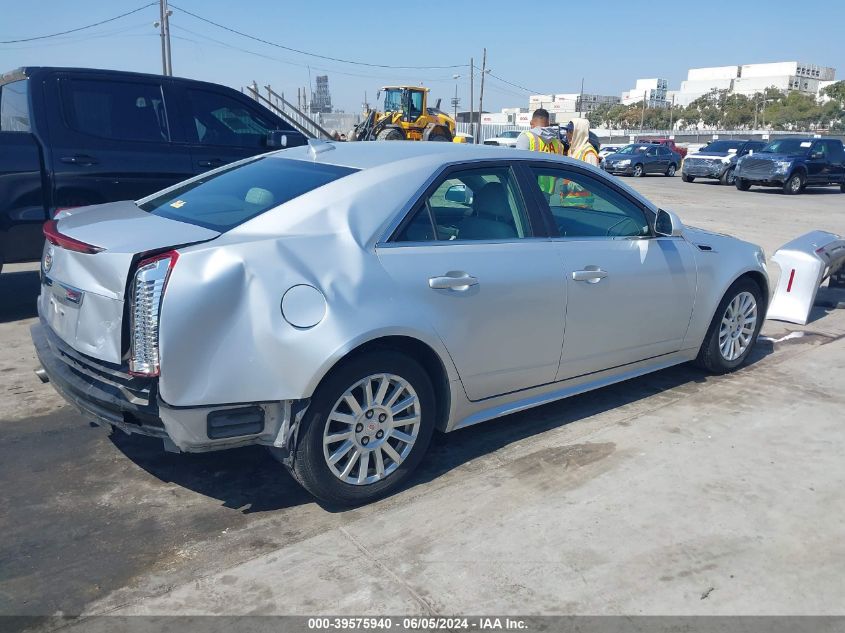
[{"xmin": 34, "ymin": 367, "xmax": 49, "ymax": 384}]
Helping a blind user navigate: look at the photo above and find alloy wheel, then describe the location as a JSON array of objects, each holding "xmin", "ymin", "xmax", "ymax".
[
  {"xmin": 322, "ymin": 373, "xmax": 421, "ymax": 485},
  {"xmin": 718, "ymin": 291, "xmax": 758, "ymax": 361}
]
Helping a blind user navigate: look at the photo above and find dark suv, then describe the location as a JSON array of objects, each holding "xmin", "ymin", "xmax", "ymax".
[
  {"xmin": 734, "ymin": 137, "xmax": 845, "ymax": 194},
  {"xmin": 0, "ymin": 67, "xmax": 307, "ymax": 272}
]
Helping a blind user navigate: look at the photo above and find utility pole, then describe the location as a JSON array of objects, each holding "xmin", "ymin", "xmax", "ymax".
[
  {"xmin": 639, "ymin": 90, "xmax": 646, "ymax": 133},
  {"xmin": 477, "ymin": 48, "xmax": 487, "ymax": 144},
  {"xmin": 578, "ymin": 77, "xmax": 584, "ymax": 117},
  {"xmin": 669, "ymin": 94, "xmax": 675, "ymax": 131},
  {"xmin": 158, "ymin": 0, "xmax": 173, "ymax": 76},
  {"xmin": 469, "ymin": 57, "xmax": 474, "ymax": 143},
  {"xmin": 452, "ymin": 75, "xmax": 460, "ymax": 120}
]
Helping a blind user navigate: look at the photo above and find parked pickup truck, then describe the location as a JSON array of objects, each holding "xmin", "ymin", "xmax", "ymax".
[
  {"xmin": 681, "ymin": 139, "xmax": 767, "ymax": 185},
  {"xmin": 637, "ymin": 137, "xmax": 688, "ymax": 159},
  {"xmin": 734, "ymin": 137, "xmax": 845, "ymax": 195},
  {"xmin": 0, "ymin": 67, "xmax": 307, "ymax": 273}
]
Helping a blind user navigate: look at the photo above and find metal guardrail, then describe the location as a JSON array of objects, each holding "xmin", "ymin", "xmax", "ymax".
[{"xmin": 245, "ymin": 83, "xmax": 333, "ymax": 140}]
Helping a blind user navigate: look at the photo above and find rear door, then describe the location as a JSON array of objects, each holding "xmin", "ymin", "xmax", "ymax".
[
  {"xmin": 48, "ymin": 72, "xmax": 194, "ymax": 208},
  {"xmin": 526, "ymin": 163, "xmax": 697, "ymax": 379},
  {"xmin": 376, "ymin": 162, "xmax": 566, "ymax": 401},
  {"xmin": 645, "ymin": 146, "xmax": 661, "ymax": 173},
  {"xmin": 174, "ymin": 84, "xmax": 288, "ymax": 174},
  {"xmin": 821, "ymin": 140, "xmax": 845, "ymax": 183}
]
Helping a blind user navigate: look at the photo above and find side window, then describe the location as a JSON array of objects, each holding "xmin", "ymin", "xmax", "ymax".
[
  {"xmin": 395, "ymin": 167, "xmax": 531, "ymax": 242},
  {"xmin": 0, "ymin": 80, "xmax": 31, "ymax": 132},
  {"xmin": 409, "ymin": 91, "xmax": 423, "ymax": 119},
  {"xmin": 646, "ymin": 146, "xmax": 658, "ymax": 157},
  {"xmin": 64, "ymin": 79, "xmax": 169, "ymax": 142},
  {"xmin": 658, "ymin": 146, "xmax": 671, "ymax": 156},
  {"xmin": 187, "ymin": 89, "xmax": 273, "ymax": 148},
  {"xmin": 530, "ymin": 166, "xmax": 650, "ymax": 239},
  {"xmin": 822, "ymin": 140, "xmax": 844, "ymax": 161},
  {"xmin": 811, "ymin": 142, "xmax": 827, "ymax": 159}
]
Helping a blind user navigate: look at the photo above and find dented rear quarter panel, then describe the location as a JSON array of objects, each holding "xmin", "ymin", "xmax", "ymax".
[{"xmin": 157, "ymin": 155, "xmax": 460, "ymax": 407}]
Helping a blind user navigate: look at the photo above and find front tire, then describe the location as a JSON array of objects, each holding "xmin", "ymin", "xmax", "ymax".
[
  {"xmin": 696, "ymin": 278, "xmax": 764, "ymax": 374},
  {"xmin": 633, "ymin": 163, "xmax": 644, "ymax": 177},
  {"xmin": 720, "ymin": 166, "xmax": 736, "ymax": 186},
  {"xmin": 783, "ymin": 172, "xmax": 804, "ymax": 195},
  {"xmin": 286, "ymin": 350, "xmax": 435, "ymax": 506},
  {"xmin": 735, "ymin": 178, "xmax": 751, "ymax": 191},
  {"xmin": 666, "ymin": 163, "xmax": 677, "ymax": 177},
  {"xmin": 681, "ymin": 173, "xmax": 695, "ymax": 183}
]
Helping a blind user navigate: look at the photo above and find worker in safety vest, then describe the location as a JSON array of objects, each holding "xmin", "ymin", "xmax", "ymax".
[
  {"xmin": 516, "ymin": 109, "xmax": 565, "ymax": 198},
  {"xmin": 557, "ymin": 118, "xmax": 598, "ymax": 208}
]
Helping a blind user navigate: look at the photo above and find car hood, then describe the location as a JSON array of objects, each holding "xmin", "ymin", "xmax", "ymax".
[{"xmin": 694, "ymin": 151, "xmax": 734, "ymax": 158}]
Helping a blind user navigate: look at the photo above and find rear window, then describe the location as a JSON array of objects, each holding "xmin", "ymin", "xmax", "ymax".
[
  {"xmin": 139, "ymin": 156, "xmax": 358, "ymax": 232},
  {"xmin": 0, "ymin": 79, "xmax": 30, "ymax": 132}
]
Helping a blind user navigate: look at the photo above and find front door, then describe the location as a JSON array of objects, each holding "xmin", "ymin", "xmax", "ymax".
[
  {"xmin": 527, "ymin": 164, "xmax": 697, "ymax": 380},
  {"xmin": 377, "ymin": 164, "xmax": 566, "ymax": 401}
]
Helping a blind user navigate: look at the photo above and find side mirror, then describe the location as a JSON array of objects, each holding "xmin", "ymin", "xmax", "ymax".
[
  {"xmin": 445, "ymin": 184, "xmax": 472, "ymax": 205},
  {"xmin": 266, "ymin": 130, "xmax": 288, "ymax": 148},
  {"xmin": 810, "ymin": 151, "xmax": 824, "ymax": 160},
  {"xmin": 655, "ymin": 208, "xmax": 684, "ymax": 237}
]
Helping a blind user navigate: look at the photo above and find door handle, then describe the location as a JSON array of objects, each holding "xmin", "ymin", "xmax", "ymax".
[
  {"xmin": 198, "ymin": 158, "xmax": 225, "ymax": 167},
  {"xmin": 572, "ymin": 268, "xmax": 608, "ymax": 283},
  {"xmin": 60, "ymin": 154, "xmax": 98, "ymax": 166},
  {"xmin": 428, "ymin": 272, "xmax": 479, "ymax": 290}
]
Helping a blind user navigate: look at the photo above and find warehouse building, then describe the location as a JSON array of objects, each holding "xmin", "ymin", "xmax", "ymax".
[
  {"xmin": 620, "ymin": 78, "xmax": 669, "ymax": 107},
  {"xmin": 670, "ymin": 61, "xmax": 836, "ymax": 106}
]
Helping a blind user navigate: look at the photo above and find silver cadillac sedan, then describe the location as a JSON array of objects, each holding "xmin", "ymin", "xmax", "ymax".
[{"xmin": 32, "ymin": 141, "xmax": 768, "ymax": 505}]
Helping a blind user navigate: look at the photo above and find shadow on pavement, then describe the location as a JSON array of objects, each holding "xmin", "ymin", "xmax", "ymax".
[{"xmin": 0, "ymin": 269, "xmax": 40, "ymax": 323}]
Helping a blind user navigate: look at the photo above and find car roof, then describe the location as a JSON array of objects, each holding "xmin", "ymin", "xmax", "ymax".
[
  {"xmin": 271, "ymin": 140, "xmax": 553, "ymax": 170},
  {"xmin": 4, "ymin": 66, "xmax": 232, "ymax": 89}
]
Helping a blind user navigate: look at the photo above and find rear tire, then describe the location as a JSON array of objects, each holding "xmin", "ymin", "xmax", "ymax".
[
  {"xmin": 681, "ymin": 173, "xmax": 695, "ymax": 183},
  {"xmin": 735, "ymin": 178, "xmax": 751, "ymax": 191},
  {"xmin": 666, "ymin": 163, "xmax": 677, "ymax": 177},
  {"xmin": 782, "ymin": 172, "xmax": 804, "ymax": 195},
  {"xmin": 427, "ymin": 128, "xmax": 451, "ymax": 142},
  {"xmin": 633, "ymin": 163, "xmax": 644, "ymax": 177},
  {"xmin": 284, "ymin": 350, "xmax": 435, "ymax": 506},
  {"xmin": 840, "ymin": 183, "xmax": 845, "ymax": 193},
  {"xmin": 720, "ymin": 166, "xmax": 736, "ymax": 186},
  {"xmin": 696, "ymin": 278, "xmax": 764, "ymax": 374}
]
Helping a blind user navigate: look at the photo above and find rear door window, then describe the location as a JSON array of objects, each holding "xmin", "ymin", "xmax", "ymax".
[
  {"xmin": 187, "ymin": 89, "xmax": 278, "ymax": 148},
  {"xmin": 0, "ymin": 80, "xmax": 31, "ymax": 132},
  {"xmin": 139, "ymin": 157, "xmax": 357, "ymax": 232},
  {"xmin": 63, "ymin": 78, "xmax": 169, "ymax": 142}
]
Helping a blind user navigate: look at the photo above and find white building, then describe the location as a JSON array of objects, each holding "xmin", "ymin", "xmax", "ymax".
[
  {"xmin": 528, "ymin": 93, "xmax": 620, "ymax": 121},
  {"xmin": 620, "ymin": 78, "xmax": 669, "ymax": 108},
  {"xmin": 672, "ymin": 61, "xmax": 836, "ymax": 107}
]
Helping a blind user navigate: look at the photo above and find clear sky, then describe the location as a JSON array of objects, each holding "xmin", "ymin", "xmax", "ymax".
[{"xmin": 1, "ymin": 0, "xmax": 842, "ymax": 113}]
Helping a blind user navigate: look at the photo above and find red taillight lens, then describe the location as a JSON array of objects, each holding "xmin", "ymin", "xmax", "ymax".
[
  {"xmin": 43, "ymin": 219, "xmax": 103, "ymax": 254},
  {"xmin": 129, "ymin": 251, "xmax": 179, "ymax": 377}
]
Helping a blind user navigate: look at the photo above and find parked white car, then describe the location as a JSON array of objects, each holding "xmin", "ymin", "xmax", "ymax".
[
  {"xmin": 32, "ymin": 141, "xmax": 769, "ymax": 505},
  {"xmin": 482, "ymin": 130, "xmax": 522, "ymax": 147},
  {"xmin": 599, "ymin": 145, "xmax": 623, "ymax": 159}
]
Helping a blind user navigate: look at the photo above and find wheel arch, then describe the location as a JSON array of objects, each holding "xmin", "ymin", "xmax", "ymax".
[{"xmin": 307, "ymin": 333, "xmax": 455, "ymax": 432}]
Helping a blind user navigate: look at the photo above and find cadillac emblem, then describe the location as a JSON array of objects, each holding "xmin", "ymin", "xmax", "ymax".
[{"xmin": 43, "ymin": 246, "xmax": 54, "ymax": 274}]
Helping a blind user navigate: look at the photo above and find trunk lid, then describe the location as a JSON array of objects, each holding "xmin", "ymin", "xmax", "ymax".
[{"xmin": 40, "ymin": 201, "xmax": 219, "ymax": 364}]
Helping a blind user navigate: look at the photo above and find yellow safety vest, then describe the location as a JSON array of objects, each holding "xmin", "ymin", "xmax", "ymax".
[{"xmin": 526, "ymin": 133, "xmax": 565, "ymax": 194}]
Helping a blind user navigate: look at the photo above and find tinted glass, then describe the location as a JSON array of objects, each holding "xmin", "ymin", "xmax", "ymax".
[
  {"xmin": 531, "ymin": 166, "xmax": 650, "ymax": 239},
  {"xmin": 823, "ymin": 140, "xmax": 845, "ymax": 161},
  {"xmin": 658, "ymin": 146, "xmax": 671, "ymax": 155},
  {"xmin": 760, "ymin": 139, "xmax": 813, "ymax": 154},
  {"xmin": 65, "ymin": 79, "xmax": 169, "ymax": 142},
  {"xmin": 139, "ymin": 157, "xmax": 357, "ymax": 232},
  {"xmin": 0, "ymin": 80, "xmax": 30, "ymax": 132},
  {"xmin": 396, "ymin": 167, "xmax": 531, "ymax": 242},
  {"xmin": 188, "ymin": 89, "xmax": 276, "ymax": 148},
  {"xmin": 409, "ymin": 91, "xmax": 423, "ymax": 119},
  {"xmin": 617, "ymin": 145, "xmax": 648, "ymax": 155},
  {"xmin": 702, "ymin": 140, "xmax": 743, "ymax": 152}
]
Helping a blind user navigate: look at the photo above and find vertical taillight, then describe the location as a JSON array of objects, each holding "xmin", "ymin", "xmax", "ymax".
[{"xmin": 129, "ymin": 251, "xmax": 179, "ymax": 377}]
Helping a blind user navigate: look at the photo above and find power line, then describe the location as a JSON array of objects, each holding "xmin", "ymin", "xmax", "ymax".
[
  {"xmin": 168, "ymin": 3, "xmax": 467, "ymax": 70},
  {"xmin": 0, "ymin": 3, "xmax": 156, "ymax": 44}
]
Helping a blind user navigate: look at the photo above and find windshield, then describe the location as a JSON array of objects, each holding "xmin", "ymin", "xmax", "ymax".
[
  {"xmin": 383, "ymin": 89, "xmax": 402, "ymax": 112},
  {"xmin": 760, "ymin": 139, "xmax": 813, "ymax": 154},
  {"xmin": 701, "ymin": 141, "xmax": 743, "ymax": 153},
  {"xmin": 139, "ymin": 157, "xmax": 358, "ymax": 232},
  {"xmin": 616, "ymin": 145, "xmax": 647, "ymax": 155},
  {"xmin": 501, "ymin": 130, "xmax": 520, "ymax": 138}
]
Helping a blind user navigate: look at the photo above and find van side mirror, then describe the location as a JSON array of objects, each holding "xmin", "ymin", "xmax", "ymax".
[
  {"xmin": 445, "ymin": 184, "xmax": 472, "ymax": 205},
  {"xmin": 655, "ymin": 208, "xmax": 684, "ymax": 237},
  {"xmin": 266, "ymin": 130, "xmax": 288, "ymax": 148}
]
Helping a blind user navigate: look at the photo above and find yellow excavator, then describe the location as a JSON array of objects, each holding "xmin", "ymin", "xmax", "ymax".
[{"xmin": 348, "ymin": 86, "xmax": 457, "ymax": 142}]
